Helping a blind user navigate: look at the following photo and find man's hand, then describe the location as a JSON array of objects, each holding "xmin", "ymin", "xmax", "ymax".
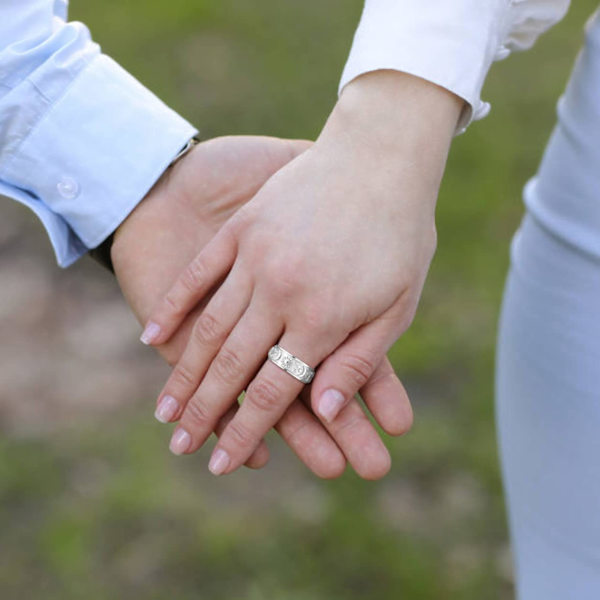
[{"xmin": 112, "ymin": 136, "xmax": 412, "ymax": 479}]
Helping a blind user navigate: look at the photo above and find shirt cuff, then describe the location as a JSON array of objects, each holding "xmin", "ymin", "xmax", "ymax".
[
  {"xmin": 339, "ymin": 0, "xmax": 510, "ymax": 134},
  {"xmin": 0, "ymin": 53, "xmax": 197, "ymax": 267}
]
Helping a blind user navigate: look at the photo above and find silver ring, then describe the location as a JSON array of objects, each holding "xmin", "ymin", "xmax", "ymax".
[{"xmin": 267, "ymin": 344, "xmax": 315, "ymax": 384}]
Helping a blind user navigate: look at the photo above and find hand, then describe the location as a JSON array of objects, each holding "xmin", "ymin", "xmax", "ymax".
[
  {"xmin": 112, "ymin": 135, "xmax": 413, "ymax": 479},
  {"xmin": 143, "ymin": 73, "xmax": 462, "ymax": 476}
]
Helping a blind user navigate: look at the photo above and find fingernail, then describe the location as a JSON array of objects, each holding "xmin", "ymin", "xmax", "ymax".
[
  {"xmin": 140, "ymin": 321, "xmax": 161, "ymax": 345},
  {"xmin": 169, "ymin": 428, "xmax": 191, "ymax": 455},
  {"xmin": 155, "ymin": 395, "xmax": 179, "ymax": 423},
  {"xmin": 319, "ymin": 389, "xmax": 345, "ymax": 423},
  {"xmin": 208, "ymin": 449, "xmax": 230, "ymax": 476}
]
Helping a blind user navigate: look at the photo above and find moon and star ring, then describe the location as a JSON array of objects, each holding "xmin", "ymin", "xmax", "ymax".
[{"xmin": 267, "ymin": 344, "xmax": 315, "ymax": 384}]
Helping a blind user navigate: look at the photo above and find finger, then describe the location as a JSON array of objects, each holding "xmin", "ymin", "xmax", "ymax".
[
  {"xmin": 298, "ymin": 385, "xmax": 392, "ymax": 481},
  {"xmin": 157, "ymin": 295, "xmax": 348, "ymax": 477},
  {"xmin": 166, "ymin": 296, "xmax": 346, "ymax": 475},
  {"xmin": 153, "ymin": 301, "xmax": 274, "ymax": 471},
  {"xmin": 285, "ymin": 138, "xmax": 313, "ymax": 156},
  {"xmin": 358, "ymin": 356, "xmax": 413, "ymax": 437},
  {"xmin": 154, "ymin": 266, "xmax": 252, "ymax": 424},
  {"xmin": 310, "ymin": 306, "xmax": 413, "ymax": 434},
  {"xmin": 207, "ymin": 332, "xmax": 332, "ymax": 476},
  {"xmin": 140, "ymin": 225, "xmax": 238, "ymax": 346},
  {"xmin": 274, "ymin": 396, "xmax": 346, "ymax": 479},
  {"xmin": 214, "ymin": 404, "xmax": 270, "ymax": 470},
  {"xmin": 169, "ymin": 300, "xmax": 284, "ymax": 456}
]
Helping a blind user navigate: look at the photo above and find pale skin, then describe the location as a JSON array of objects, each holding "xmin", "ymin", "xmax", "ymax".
[
  {"xmin": 142, "ymin": 71, "xmax": 464, "ymax": 477},
  {"xmin": 112, "ymin": 134, "xmax": 415, "ymax": 480}
]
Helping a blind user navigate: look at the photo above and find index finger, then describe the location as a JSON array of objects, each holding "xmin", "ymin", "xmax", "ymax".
[{"xmin": 140, "ymin": 226, "xmax": 238, "ymax": 346}]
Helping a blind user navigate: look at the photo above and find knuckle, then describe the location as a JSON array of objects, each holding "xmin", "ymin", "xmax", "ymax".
[
  {"xmin": 172, "ymin": 363, "xmax": 196, "ymax": 389},
  {"xmin": 400, "ymin": 266, "xmax": 418, "ymax": 287},
  {"xmin": 268, "ymin": 273, "xmax": 296, "ymax": 302},
  {"xmin": 385, "ymin": 296, "xmax": 419, "ymax": 338},
  {"xmin": 192, "ymin": 312, "xmax": 223, "ymax": 346},
  {"xmin": 285, "ymin": 419, "xmax": 311, "ymax": 447},
  {"xmin": 184, "ymin": 398, "xmax": 212, "ymax": 429},
  {"xmin": 181, "ymin": 257, "xmax": 206, "ymax": 292},
  {"xmin": 397, "ymin": 301, "xmax": 418, "ymax": 334},
  {"xmin": 264, "ymin": 257, "xmax": 304, "ymax": 301},
  {"xmin": 246, "ymin": 379, "xmax": 282, "ymax": 414},
  {"xmin": 212, "ymin": 347, "xmax": 243, "ymax": 384},
  {"xmin": 332, "ymin": 413, "xmax": 365, "ymax": 437},
  {"xmin": 402, "ymin": 308, "xmax": 417, "ymax": 332},
  {"xmin": 300, "ymin": 301, "xmax": 335, "ymax": 335},
  {"xmin": 163, "ymin": 291, "xmax": 182, "ymax": 316},
  {"xmin": 226, "ymin": 420, "xmax": 255, "ymax": 449},
  {"xmin": 339, "ymin": 352, "xmax": 375, "ymax": 389}
]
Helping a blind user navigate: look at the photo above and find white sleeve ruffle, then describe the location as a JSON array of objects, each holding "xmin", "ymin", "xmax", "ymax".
[{"xmin": 340, "ymin": 0, "xmax": 571, "ymax": 133}]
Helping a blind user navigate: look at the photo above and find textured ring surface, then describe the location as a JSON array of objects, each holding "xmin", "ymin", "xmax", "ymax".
[{"xmin": 267, "ymin": 344, "xmax": 315, "ymax": 384}]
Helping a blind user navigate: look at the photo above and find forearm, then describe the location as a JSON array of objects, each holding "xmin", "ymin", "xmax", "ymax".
[
  {"xmin": 0, "ymin": 0, "xmax": 196, "ymax": 267},
  {"xmin": 330, "ymin": 70, "xmax": 463, "ymax": 145},
  {"xmin": 318, "ymin": 70, "xmax": 464, "ymax": 214}
]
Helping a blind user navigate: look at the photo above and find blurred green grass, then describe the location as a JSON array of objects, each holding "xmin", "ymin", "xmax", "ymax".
[{"xmin": 1, "ymin": 1, "xmax": 598, "ymax": 598}]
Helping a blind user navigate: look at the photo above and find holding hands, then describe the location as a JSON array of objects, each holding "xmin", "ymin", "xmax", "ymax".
[
  {"xmin": 113, "ymin": 133, "xmax": 415, "ymax": 479},
  {"xmin": 140, "ymin": 71, "xmax": 463, "ymax": 479}
]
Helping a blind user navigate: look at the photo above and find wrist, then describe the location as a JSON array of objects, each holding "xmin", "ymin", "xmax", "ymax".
[
  {"xmin": 112, "ymin": 136, "xmax": 199, "ymax": 262},
  {"xmin": 111, "ymin": 164, "xmax": 170, "ymax": 265},
  {"xmin": 321, "ymin": 70, "xmax": 463, "ymax": 162}
]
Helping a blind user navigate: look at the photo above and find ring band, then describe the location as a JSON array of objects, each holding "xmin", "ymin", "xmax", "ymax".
[{"xmin": 267, "ymin": 344, "xmax": 315, "ymax": 384}]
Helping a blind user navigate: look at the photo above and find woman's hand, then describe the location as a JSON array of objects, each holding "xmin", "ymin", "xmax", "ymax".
[
  {"xmin": 113, "ymin": 135, "xmax": 413, "ymax": 479},
  {"xmin": 143, "ymin": 73, "xmax": 463, "ymax": 476}
]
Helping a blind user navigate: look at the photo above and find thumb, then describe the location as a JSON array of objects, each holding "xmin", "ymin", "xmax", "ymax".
[{"xmin": 310, "ymin": 315, "xmax": 413, "ymax": 435}]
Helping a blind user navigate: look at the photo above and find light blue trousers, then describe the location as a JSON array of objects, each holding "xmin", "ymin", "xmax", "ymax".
[{"xmin": 496, "ymin": 10, "xmax": 600, "ymax": 598}]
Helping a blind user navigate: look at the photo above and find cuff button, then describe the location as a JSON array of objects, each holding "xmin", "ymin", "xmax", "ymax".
[
  {"xmin": 495, "ymin": 45, "xmax": 510, "ymax": 61},
  {"xmin": 57, "ymin": 176, "xmax": 80, "ymax": 199}
]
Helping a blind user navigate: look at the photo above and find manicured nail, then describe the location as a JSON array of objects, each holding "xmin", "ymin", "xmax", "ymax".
[
  {"xmin": 169, "ymin": 428, "xmax": 191, "ymax": 455},
  {"xmin": 154, "ymin": 395, "xmax": 179, "ymax": 423},
  {"xmin": 318, "ymin": 389, "xmax": 345, "ymax": 423},
  {"xmin": 208, "ymin": 449, "xmax": 230, "ymax": 476},
  {"xmin": 140, "ymin": 321, "xmax": 161, "ymax": 345}
]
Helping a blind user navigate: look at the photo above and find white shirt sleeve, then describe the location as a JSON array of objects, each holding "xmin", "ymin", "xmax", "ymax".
[
  {"xmin": 0, "ymin": 0, "xmax": 197, "ymax": 267},
  {"xmin": 340, "ymin": 0, "xmax": 571, "ymax": 133}
]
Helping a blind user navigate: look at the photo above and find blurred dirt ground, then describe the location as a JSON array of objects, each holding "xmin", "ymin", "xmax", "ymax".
[{"xmin": 0, "ymin": 200, "xmax": 169, "ymax": 436}]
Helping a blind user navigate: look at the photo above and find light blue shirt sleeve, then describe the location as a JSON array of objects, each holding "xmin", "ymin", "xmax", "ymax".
[{"xmin": 0, "ymin": 0, "xmax": 198, "ymax": 267}]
